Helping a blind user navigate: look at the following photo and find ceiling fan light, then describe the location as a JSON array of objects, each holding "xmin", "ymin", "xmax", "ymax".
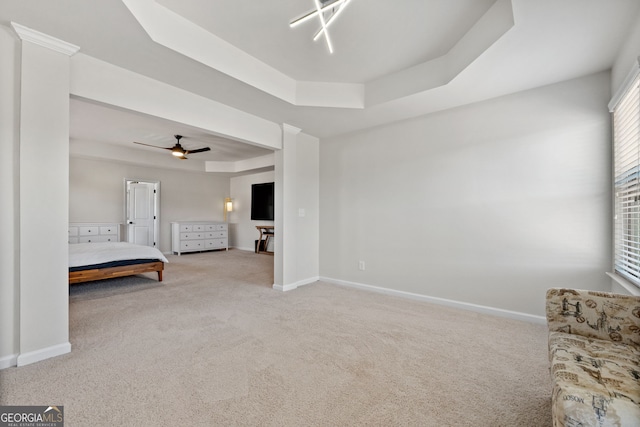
[{"xmin": 172, "ymin": 149, "xmax": 184, "ymax": 157}]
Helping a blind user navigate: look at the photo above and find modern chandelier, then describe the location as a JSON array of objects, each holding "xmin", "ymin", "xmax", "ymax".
[{"xmin": 289, "ymin": 0, "xmax": 353, "ymax": 54}]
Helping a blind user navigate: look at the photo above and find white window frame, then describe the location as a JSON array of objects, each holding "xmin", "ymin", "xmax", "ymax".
[{"xmin": 611, "ymin": 60, "xmax": 640, "ymax": 289}]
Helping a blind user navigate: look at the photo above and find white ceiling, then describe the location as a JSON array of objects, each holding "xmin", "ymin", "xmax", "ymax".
[
  {"xmin": 2, "ymin": 0, "xmax": 639, "ymax": 170},
  {"xmin": 156, "ymin": 0, "xmax": 497, "ymax": 83},
  {"xmin": 69, "ymin": 100, "xmax": 272, "ymax": 162}
]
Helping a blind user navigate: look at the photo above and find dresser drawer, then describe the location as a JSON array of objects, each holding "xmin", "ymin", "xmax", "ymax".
[
  {"xmin": 179, "ymin": 224, "xmax": 193, "ymax": 232},
  {"xmin": 99, "ymin": 225, "xmax": 118, "ymax": 235},
  {"xmin": 205, "ymin": 231, "xmax": 227, "ymax": 239},
  {"xmin": 180, "ymin": 240, "xmax": 203, "ymax": 251},
  {"xmin": 192, "ymin": 224, "xmax": 205, "ymax": 232},
  {"xmin": 205, "ymin": 239, "xmax": 227, "ymax": 249},
  {"xmin": 180, "ymin": 232, "xmax": 203, "ymax": 240},
  {"xmin": 79, "ymin": 226, "xmax": 99, "ymax": 236}
]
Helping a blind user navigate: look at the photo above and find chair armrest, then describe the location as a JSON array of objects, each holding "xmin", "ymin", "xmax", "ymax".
[{"xmin": 546, "ymin": 288, "xmax": 640, "ymax": 346}]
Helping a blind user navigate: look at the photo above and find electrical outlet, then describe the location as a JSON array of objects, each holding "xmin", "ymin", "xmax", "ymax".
[{"xmin": 358, "ymin": 261, "xmax": 365, "ymax": 271}]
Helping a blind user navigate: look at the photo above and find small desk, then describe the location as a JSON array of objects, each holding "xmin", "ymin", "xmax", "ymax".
[{"xmin": 255, "ymin": 225, "xmax": 274, "ymax": 254}]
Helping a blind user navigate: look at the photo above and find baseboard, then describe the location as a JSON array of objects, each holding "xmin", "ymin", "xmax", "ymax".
[
  {"xmin": 0, "ymin": 353, "xmax": 18, "ymax": 370},
  {"xmin": 16, "ymin": 342, "xmax": 71, "ymax": 367},
  {"xmin": 320, "ymin": 276, "xmax": 546, "ymax": 325},
  {"xmin": 273, "ymin": 276, "xmax": 319, "ymax": 292}
]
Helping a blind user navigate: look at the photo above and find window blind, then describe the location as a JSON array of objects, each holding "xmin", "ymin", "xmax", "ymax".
[{"xmin": 613, "ymin": 73, "xmax": 640, "ymax": 286}]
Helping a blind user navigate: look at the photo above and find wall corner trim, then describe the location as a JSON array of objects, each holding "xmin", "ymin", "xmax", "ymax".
[{"xmin": 16, "ymin": 342, "xmax": 72, "ymax": 367}]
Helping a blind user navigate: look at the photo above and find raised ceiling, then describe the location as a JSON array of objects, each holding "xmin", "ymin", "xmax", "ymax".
[
  {"xmin": 156, "ymin": 0, "xmax": 497, "ymax": 83},
  {"xmin": 1, "ymin": 0, "xmax": 639, "ymax": 170}
]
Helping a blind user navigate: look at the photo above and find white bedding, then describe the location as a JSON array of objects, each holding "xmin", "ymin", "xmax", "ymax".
[{"xmin": 69, "ymin": 242, "xmax": 169, "ymax": 268}]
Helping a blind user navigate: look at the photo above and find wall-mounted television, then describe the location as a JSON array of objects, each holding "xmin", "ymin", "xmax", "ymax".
[{"xmin": 251, "ymin": 182, "xmax": 274, "ymax": 221}]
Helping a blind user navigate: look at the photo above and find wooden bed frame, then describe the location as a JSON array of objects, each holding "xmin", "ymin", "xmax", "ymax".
[
  {"xmin": 69, "ymin": 261, "xmax": 164, "ymax": 285},
  {"xmin": 69, "ymin": 223, "xmax": 166, "ymax": 285}
]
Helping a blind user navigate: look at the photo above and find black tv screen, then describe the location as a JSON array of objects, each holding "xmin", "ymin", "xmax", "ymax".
[{"xmin": 251, "ymin": 182, "xmax": 274, "ymax": 221}]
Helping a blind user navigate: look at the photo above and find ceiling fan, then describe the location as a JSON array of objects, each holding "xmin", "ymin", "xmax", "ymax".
[{"xmin": 133, "ymin": 135, "xmax": 211, "ymax": 159}]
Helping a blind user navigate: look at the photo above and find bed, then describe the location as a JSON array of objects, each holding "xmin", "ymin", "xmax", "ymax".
[{"xmin": 69, "ymin": 241, "xmax": 169, "ymax": 284}]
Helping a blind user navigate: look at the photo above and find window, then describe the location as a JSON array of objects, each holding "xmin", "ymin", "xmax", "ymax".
[{"xmin": 613, "ymin": 72, "xmax": 640, "ymax": 286}]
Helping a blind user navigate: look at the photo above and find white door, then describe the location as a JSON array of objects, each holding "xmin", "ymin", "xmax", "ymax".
[{"xmin": 126, "ymin": 181, "xmax": 158, "ymax": 247}]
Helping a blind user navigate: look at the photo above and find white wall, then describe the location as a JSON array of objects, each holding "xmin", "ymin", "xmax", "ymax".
[
  {"xmin": 320, "ymin": 72, "xmax": 612, "ymax": 318},
  {"xmin": 70, "ymin": 157, "xmax": 230, "ymax": 254},
  {"xmin": 229, "ymin": 170, "xmax": 275, "ymax": 251}
]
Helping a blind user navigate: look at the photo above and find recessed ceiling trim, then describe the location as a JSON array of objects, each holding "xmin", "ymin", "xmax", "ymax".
[
  {"xmin": 121, "ymin": 0, "xmax": 364, "ymax": 109},
  {"xmin": 366, "ymin": 0, "xmax": 514, "ymax": 107},
  {"xmin": 122, "ymin": 0, "xmax": 514, "ymax": 110}
]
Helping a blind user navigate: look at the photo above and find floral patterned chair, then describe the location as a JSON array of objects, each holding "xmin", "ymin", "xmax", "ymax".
[{"xmin": 546, "ymin": 288, "xmax": 640, "ymax": 426}]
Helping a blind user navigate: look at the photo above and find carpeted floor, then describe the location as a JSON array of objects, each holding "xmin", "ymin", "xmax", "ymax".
[{"xmin": 0, "ymin": 250, "xmax": 552, "ymax": 426}]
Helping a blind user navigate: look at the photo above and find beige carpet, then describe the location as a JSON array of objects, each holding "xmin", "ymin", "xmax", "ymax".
[{"xmin": 0, "ymin": 250, "xmax": 552, "ymax": 426}]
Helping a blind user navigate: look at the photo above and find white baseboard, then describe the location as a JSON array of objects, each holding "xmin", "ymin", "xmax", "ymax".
[
  {"xmin": 16, "ymin": 342, "xmax": 71, "ymax": 367},
  {"xmin": 0, "ymin": 353, "xmax": 18, "ymax": 370},
  {"xmin": 273, "ymin": 276, "xmax": 319, "ymax": 292},
  {"xmin": 320, "ymin": 276, "xmax": 546, "ymax": 325}
]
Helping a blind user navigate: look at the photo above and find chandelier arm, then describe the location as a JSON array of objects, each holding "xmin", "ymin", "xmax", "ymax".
[
  {"xmin": 289, "ymin": 0, "xmax": 345, "ymax": 27},
  {"xmin": 313, "ymin": 0, "xmax": 333, "ymax": 53},
  {"xmin": 312, "ymin": 0, "xmax": 351, "ymax": 41}
]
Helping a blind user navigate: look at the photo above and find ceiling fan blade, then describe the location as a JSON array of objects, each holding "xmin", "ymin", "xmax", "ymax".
[
  {"xmin": 133, "ymin": 141, "xmax": 173, "ymax": 150},
  {"xmin": 185, "ymin": 147, "xmax": 211, "ymax": 154}
]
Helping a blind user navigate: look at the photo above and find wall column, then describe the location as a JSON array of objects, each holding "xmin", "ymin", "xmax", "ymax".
[
  {"xmin": 273, "ymin": 124, "xmax": 301, "ymax": 290},
  {"xmin": 12, "ymin": 23, "xmax": 79, "ymax": 366}
]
